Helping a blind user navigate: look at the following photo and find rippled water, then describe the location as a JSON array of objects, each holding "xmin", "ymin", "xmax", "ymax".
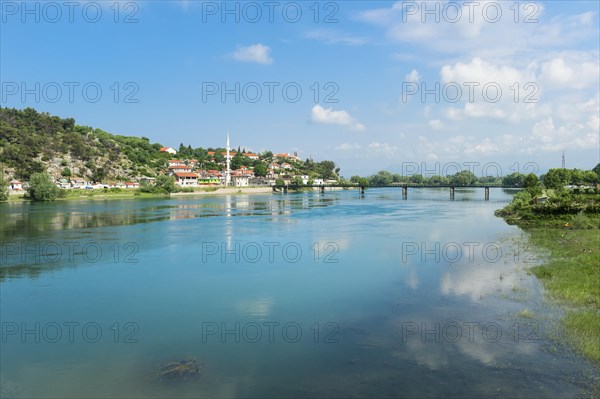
[{"xmin": 1, "ymin": 188, "xmax": 598, "ymax": 398}]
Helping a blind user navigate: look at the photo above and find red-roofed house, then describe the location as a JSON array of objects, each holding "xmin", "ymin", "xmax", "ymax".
[
  {"xmin": 275, "ymin": 153, "xmax": 300, "ymax": 161},
  {"xmin": 168, "ymin": 165, "xmax": 192, "ymax": 174},
  {"xmin": 174, "ymin": 172, "xmax": 199, "ymax": 186},
  {"xmin": 9, "ymin": 180, "xmax": 22, "ymax": 190},
  {"xmin": 168, "ymin": 159, "xmax": 185, "ymax": 167},
  {"xmin": 160, "ymin": 147, "xmax": 177, "ymax": 155},
  {"xmin": 243, "ymin": 153, "xmax": 259, "ymax": 160}
]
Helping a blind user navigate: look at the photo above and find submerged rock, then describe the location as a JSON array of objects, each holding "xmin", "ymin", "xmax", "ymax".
[{"xmin": 157, "ymin": 357, "xmax": 201, "ymax": 381}]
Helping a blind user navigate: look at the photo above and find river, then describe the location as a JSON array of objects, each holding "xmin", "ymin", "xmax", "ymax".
[{"xmin": 0, "ymin": 188, "xmax": 597, "ymax": 398}]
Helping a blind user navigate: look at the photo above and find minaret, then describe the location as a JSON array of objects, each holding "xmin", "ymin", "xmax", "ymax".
[{"xmin": 225, "ymin": 130, "xmax": 231, "ymax": 186}]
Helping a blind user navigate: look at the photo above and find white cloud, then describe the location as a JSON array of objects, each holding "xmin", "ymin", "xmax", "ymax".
[
  {"xmin": 311, "ymin": 105, "xmax": 365, "ymax": 131},
  {"xmin": 405, "ymin": 69, "xmax": 420, "ymax": 83},
  {"xmin": 231, "ymin": 43, "xmax": 273, "ymax": 64},
  {"xmin": 539, "ymin": 56, "xmax": 599, "ymax": 90},
  {"xmin": 435, "ymin": 57, "xmax": 556, "ymax": 123},
  {"xmin": 335, "ymin": 143, "xmax": 361, "ymax": 151},
  {"xmin": 531, "ymin": 116, "xmax": 599, "ymax": 152},
  {"xmin": 440, "ymin": 57, "xmax": 528, "ymax": 89},
  {"xmin": 428, "ymin": 119, "xmax": 444, "ymax": 130},
  {"xmin": 358, "ymin": 2, "xmax": 598, "ymax": 66},
  {"xmin": 367, "ymin": 142, "xmax": 398, "ymax": 155}
]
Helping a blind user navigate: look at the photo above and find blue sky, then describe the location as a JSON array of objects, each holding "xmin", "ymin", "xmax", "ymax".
[{"xmin": 1, "ymin": 1, "xmax": 599, "ymax": 176}]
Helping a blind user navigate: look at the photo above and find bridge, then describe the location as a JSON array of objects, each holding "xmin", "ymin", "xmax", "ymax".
[{"xmin": 271, "ymin": 184, "xmax": 521, "ymax": 201}]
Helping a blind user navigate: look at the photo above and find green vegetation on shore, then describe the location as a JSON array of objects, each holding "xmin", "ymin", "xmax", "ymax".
[
  {"xmin": 352, "ymin": 166, "xmax": 599, "ymax": 188},
  {"xmin": 496, "ymin": 167, "xmax": 600, "ymax": 363},
  {"xmin": 0, "ymin": 107, "xmax": 340, "ymax": 189}
]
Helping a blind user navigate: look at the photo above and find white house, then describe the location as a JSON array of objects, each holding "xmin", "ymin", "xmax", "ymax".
[
  {"xmin": 232, "ymin": 175, "xmax": 250, "ymax": 187},
  {"xmin": 124, "ymin": 182, "xmax": 140, "ymax": 189},
  {"xmin": 160, "ymin": 147, "xmax": 177, "ymax": 155},
  {"xmin": 71, "ymin": 178, "xmax": 87, "ymax": 188},
  {"xmin": 274, "ymin": 153, "xmax": 301, "ymax": 161},
  {"xmin": 168, "ymin": 159, "xmax": 185, "ymax": 167},
  {"xmin": 168, "ymin": 165, "xmax": 192, "ymax": 174},
  {"xmin": 243, "ymin": 153, "xmax": 259, "ymax": 160},
  {"xmin": 9, "ymin": 180, "xmax": 22, "ymax": 190},
  {"xmin": 174, "ymin": 172, "xmax": 199, "ymax": 186}
]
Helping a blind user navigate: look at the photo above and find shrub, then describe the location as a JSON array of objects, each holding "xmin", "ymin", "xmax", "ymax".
[
  {"xmin": 155, "ymin": 175, "xmax": 176, "ymax": 193},
  {"xmin": 571, "ymin": 212, "xmax": 597, "ymax": 229},
  {"xmin": 27, "ymin": 172, "xmax": 59, "ymax": 201}
]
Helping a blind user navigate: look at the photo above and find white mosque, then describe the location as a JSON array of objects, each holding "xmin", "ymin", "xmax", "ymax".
[{"xmin": 225, "ymin": 130, "xmax": 231, "ymax": 187}]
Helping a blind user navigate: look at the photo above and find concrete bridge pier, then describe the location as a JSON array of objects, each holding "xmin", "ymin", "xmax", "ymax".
[
  {"xmin": 359, "ymin": 186, "xmax": 365, "ymax": 195},
  {"xmin": 402, "ymin": 186, "xmax": 408, "ymax": 200},
  {"xmin": 320, "ymin": 185, "xmax": 325, "ymax": 193},
  {"xmin": 450, "ymin": 187, "xmax": 455, "ymax": 201},
  {"xmin": 485, "ymin": 186, "xmax": 490, "ymax": 201},
  {"xmin": 283, "ymin": 185, "xmax": 288, "ymax": 194}
]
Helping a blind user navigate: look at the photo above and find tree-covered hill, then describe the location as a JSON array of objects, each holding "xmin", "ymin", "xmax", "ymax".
[
  {"xmin": 0, "ymin": 107, "xmax": 341, "ymax": 182},
  {"xmin": 0, "ymin": 107, "xmax": 169, "ymax": 181}
]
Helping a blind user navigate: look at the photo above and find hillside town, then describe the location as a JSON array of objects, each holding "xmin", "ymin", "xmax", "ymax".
[{"xmin": 4, "ymin": 140, "xmax": 335, "ymax": 192}]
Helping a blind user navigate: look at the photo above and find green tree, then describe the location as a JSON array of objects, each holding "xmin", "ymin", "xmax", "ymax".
[
  {"xmin": 155, "ymin": 175, "xmax": 176, "ymax": 193},
  {"xmin": 254, "ymin": 163, "xmax": 268, "ymax": 177},
  {"xmin": 450, "ymin": 170, "xmax": 477, "ymax": 186},
  {"xmin": 260, "ymin": 151, "xmax": 273, "ymax": 162},
  {"xmin": 231, "ymin": 152, "xmax": 244, "ymax": 170},
  {"xmin": 92, "ymin": 167, "xmax": 106, "ymax": 183},
  {"xmin": 275, "ymin": 178, "xmax": 285, "ymax": 186},
  {"xmin": 592, "ymin": 163, "xmax": 600, "ymax": 177},
  {"xmin": 410, "ymin": 174, "xmax": 425, "ymax": 184},
  {"xmin": 291, "ymin": 176, "xmax": 304, "ymax": 186},
  {"xmin": 502, "ymin": 172, "xmax": 525, "ymax": 187},
  {"xmin": 543, "ymin": 168, "xmax": 569, "ymax": 190},
  {"xmin": 392, "ymin": 174, "xmax": 405, "ymax": 183},
  {"xmin": 61, "ymin": 167, "xmax": 72, "ymax": 177},
  {"xmin": 370, "ymin": 170, "xmax": 393, "ymax": 186},
  {"xmin": 0, "ymin": 165, "xmax": 9, "ymax": 201},
  {"xmin": 358, "ymin": 177, "xmax": 369, "ymax": 187},
  {"xmin": 583, "ymin": 170, "xmax": 598, "ymax": 185},
  {"xmin": 214, "ymin": 153, "xmax": 225, "ymax": 164},
  {"xmin": 570, "ymin": 169, "xmax": 586, "ymax": 186},
  {"xmin": 28, "ymin": 172, "xmax": 59, "ymax": 201},
  {"xmin": 317, "ymin": 160, "xmax": 337, "ymax": 180},
  {"xmin": 139, "ymin": 180, "xmax": 154, "ymax": 193},
  {"xmin": 523, "ymin": 173, "xmax": 542, "ymax": 196}
]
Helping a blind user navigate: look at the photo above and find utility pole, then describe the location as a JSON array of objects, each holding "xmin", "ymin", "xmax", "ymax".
[{"xmin": 562, "ymin": 150, "xmax": 565, "ymax": 169}]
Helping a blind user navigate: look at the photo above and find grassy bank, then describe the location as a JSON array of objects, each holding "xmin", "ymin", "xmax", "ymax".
[
  {"xmin": 526, "ymin": 226, "xmax": 600, "ymax": 362},
  {"xmin": 3, "ymin": 186, "xmax": 274, "ymax": 202},
  {"xmin": 497, "ymin": 191, "xmax": 600, "ymax": 363}
]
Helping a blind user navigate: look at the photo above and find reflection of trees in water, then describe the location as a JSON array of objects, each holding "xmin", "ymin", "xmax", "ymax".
[{"xmin": 0, "ymin": 196, "xmax": 339, "ymax": 281}]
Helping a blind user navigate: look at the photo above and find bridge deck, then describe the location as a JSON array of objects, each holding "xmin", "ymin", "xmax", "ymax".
[{"xmin": 271, "ymin": 184, "xmax": 520, "ymax": 189}]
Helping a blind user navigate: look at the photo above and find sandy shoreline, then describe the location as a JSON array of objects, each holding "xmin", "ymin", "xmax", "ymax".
[{"xmin": 170, "ymin": 187, "xmax": 274, "ymax": 197}]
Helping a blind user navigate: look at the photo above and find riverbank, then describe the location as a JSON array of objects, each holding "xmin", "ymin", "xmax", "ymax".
[
  {"xmin": 497, "ymin": 192, "xmax": 600, "ymax": 364},
  {"xmin": 170, "ymin": 187, "xmax": 273, "ymax": 197},
  {"xmin": 526, "ymin": 226, "xmax": 600, "ymax": 362},
  {"xmin": 3, "ymin": 186, "xmax": 275, "ymax": 202}
]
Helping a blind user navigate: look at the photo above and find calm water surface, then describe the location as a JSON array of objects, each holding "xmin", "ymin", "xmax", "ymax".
[{"xmin": 1, "ymin": 188, "xmax": 598, "ymax": 398}]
